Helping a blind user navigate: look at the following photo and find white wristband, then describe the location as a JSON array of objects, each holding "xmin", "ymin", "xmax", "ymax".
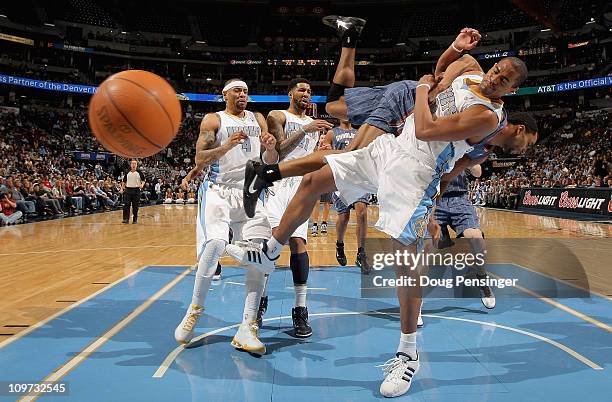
[
  {"xmin": 416, "ymin": 83, "xmax": 431, "ymax": 91},
  {"xmin": 451, "ymin": 42, "xmax": 463, "ymax": 52},
  {"xmin": 262, "ymin": 150, "xmax": 280, "ymax": 164}
]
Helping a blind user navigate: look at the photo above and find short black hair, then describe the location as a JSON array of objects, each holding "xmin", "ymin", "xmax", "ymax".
[
  {"xmin": 288, "ymin": 78, "xmax": 311, "ymax": 93},
  {"xmin": 507, "ymin": 111, "xmax": 538, "ymax": 139},
  {"xmin": 501, "ymin": 57, "xmax": 528, "ymax": 87}
]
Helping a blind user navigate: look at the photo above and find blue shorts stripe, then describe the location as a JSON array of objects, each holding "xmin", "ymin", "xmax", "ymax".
[{"xmin": 397, "ymin": 143, "xmax": 455, "ymax": 245}]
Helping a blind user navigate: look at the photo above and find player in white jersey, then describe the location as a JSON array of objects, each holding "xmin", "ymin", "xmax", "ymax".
[
  {"xmin": 253, "ymin": 78, "xmax": 334, "ymax": 337},
  {"xmin": 229, "ymin": 29, "xmax": 538, "ymax": 396},
  {"xmin": 174, "ymin": 78, "xmax": 279, "ymax": 356}
]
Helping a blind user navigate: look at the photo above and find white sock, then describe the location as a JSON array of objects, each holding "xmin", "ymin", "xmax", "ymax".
[
  {"xmin": 242, "ymin": 269, "xmax": 266, "ymax": 324},
  {"xmin": 397, "ymin": 332, "xmax": 417, "ymax": 359},
  {"xmin": 294, "ymin": 284, "xmax": 307, "ymax": 307},
  {"xmin": 191, "ymin": 239, "xmax": 225, "ymax": 307},
  {"xmin": 266, "ymin": 236, "xmax": 283, "ymax": 259}
]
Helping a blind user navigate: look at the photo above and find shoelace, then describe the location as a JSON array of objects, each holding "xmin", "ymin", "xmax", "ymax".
[
  {"xmin": 183, "ymin": 310, "xmax": 202, "ymax": 331},
  {"xmin": 376, "ymin": 357, "xmax": 406, "ymax": 377},
  {"xmin": 234, "ymin": 240, "xmax": 261, "ymax": 251},
  {"xmin": 248, "ymin": 322, "xmax": 260, "ymax": 335}
]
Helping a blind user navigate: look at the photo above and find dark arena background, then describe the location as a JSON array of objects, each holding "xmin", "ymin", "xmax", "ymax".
[{"xmin": 0, "ymin": 1, "xmax": 610, "ymax": 401}]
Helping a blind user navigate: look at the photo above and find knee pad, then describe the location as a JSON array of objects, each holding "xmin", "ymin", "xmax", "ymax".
[
  {"xmin": 290, "ymin": 252, "xmax": 309, "ymax": 285},
  {"xmin": 201, "ymin": 239, "xmax": 226, "ymax": 262},
  {"xmin": 327, "ymin": 83, "xmax": 347, "ymax": 103}
]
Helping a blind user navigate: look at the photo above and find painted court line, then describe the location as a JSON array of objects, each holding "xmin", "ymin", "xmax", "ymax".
[
  {"xmin": 0, "ymin": 265, "xmax": 151, "ymax": 351},
  {"xmin": 503, "ymin": 262, "xmax": 612, "ymax": 302},
  {"xmin": 0, "ymin": 244, "xmax": 192, "ymax": 257},
  {"xmin": 153, "ymin": 311, "xmax": 602, "ymax": 378},
  {"xmin": 489, "ymin": 272, "xmax": 612, "ymax": 333},
  {"xmin": 18, "ymin": 267, "xmax": 192, "ymax": 402}
]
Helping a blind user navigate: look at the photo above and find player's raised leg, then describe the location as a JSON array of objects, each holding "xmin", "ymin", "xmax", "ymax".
[{"xmin": 229, "ymin": 166, "xmax": 337, "ymax": 273}]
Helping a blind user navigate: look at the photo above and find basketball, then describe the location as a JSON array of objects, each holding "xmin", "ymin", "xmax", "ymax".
[{"xmin": 88, "ymin": 70, "xmax": 182, "ymax": 158}]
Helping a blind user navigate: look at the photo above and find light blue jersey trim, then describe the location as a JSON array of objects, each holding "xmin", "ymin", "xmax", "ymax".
[
  {"xmin": 198, "ymin": 179, "xmax": 208, "ymax": 247},
  {"xmin": 209, "ymin": 163, "xmax": 220, "ymax": 183},
  {"xmin": 397, "ymin": 143, "xmax": 455, "ymax": 245}
]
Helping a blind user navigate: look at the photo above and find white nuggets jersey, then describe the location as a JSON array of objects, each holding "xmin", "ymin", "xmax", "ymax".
[
  {"xmin": 398, "ymin": 73, "xmax": 506, "ymax": 182},
  {"xmin": 208, "ymin": 111, "xmax": 261, "ymax": 186},
  {"xmin": 279, "ymin": 110, "xmax": 315, "ymax": 161}
]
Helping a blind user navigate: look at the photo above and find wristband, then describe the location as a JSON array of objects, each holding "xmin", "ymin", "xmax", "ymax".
[
  {"xmin": 262, "ymin": 149, "xmax": 280, "ymax": 164},
  {"xmin": 451, "ymin": 42, "xmax": 463, "ymax": 52},
  {"xmin": 416, "ymin": 83, "xmax": 431, "ymax": 91}
]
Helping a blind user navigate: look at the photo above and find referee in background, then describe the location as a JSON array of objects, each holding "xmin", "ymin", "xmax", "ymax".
[{"xmin": 122, "ymin": 159, "xmax": 146, "ymax": 224}]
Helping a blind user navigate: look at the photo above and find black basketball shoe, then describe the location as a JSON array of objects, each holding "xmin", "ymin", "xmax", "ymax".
[
  {"xmin": 243, "ymin": 160, "xmax": 273, "ymax": 218},
  {"xmin": 292, "ymin": 306, "xmax": 312, "ymax": 338},
  {"xmin": 336, "ymin": 241, "xmax": 347, "ymax": 266},
  {"xmin": 356, "ymin": 248, "xmax": 371, "ymax": 275},
  {"xmin": 322, "ymin": 15, "xmax": 367, "ymax": 39}
]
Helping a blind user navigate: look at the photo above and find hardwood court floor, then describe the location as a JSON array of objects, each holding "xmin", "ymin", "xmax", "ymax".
[{"xmin": 0, "ymin": 204, "xmax": 610, "ymax": 339}]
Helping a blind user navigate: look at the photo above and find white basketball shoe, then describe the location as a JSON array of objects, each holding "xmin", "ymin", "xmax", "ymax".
[
  {"xmin": 378, "ymin": 352, "xmax": 420, "ymax": 398},
  {"xmin": 231, "ymin": 321, "xmax": 266, "ymax": 356},
  {"xmin": 174, "ymin": 304, "xmax": 204, "ymax": 344}
]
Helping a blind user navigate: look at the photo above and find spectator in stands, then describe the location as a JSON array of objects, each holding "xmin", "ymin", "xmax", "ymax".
[
  {"xmin": 187, "ymin": 189, "xmax": 196, "ymax": 204},
  {"xmin": 8, "ymin": 178, "xmax": 36, "ymax": 217},
  {"xmin": 154, "ymin": 179, "xmax": 163, "ymax": 201},
  {"xmin": 163, "ymin": 188, "xmax": 174, "ymax": 204},
  {"xmin": 94, "ymin": 180, "xmax": 115, "ymax": 209},
  {"xmin": 0, "ymin": 190, "xmax": 23, "ymax": 226},
  {"xmin": 175, "ymin": 189, "xmax": 185, "ymax": 204}
]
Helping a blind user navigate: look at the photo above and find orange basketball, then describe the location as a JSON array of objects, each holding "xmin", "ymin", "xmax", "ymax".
[{"xmin": 88, "ymin": 70, "xmax": 182, "ymax": 158}]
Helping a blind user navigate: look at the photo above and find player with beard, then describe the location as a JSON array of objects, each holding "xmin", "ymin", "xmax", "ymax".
[
  {"xmin": 255, "ymin": 78, "xmax": 333, "ymax": 338},
  {"xmin": 175, "ymin": 78, "xmax": 278, "ymax": 356}
]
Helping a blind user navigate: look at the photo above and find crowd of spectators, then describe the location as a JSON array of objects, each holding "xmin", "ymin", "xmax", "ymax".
[
  {"xmin": 468, "ymin": 110, "xmax": 611, "ymax": 209},
  {"xmin": 1, "ymin": 102, "xmax": 610, "ymax": 225},
  {"xmin": 0, "ymin": 106, "xmax": 207, "ymax": 225}
]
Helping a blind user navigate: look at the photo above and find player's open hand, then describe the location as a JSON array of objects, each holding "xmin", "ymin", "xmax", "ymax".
[
  {"xmin": 225, "ymin": 131, "xmax": 248, "ymax": 150},
  {"xmin": 304, "ymin": 119, "xmax": 334, "ymax": 133},
  {"xmin": 260, "ymin": 131, "xmax": 277, "ymax": 151},
  {"xmin": 454, "ymin": 28, "xmax": 481, "ymax": 51}
]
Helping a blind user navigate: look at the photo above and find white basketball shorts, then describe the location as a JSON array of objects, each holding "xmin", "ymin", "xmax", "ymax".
[
  {"xmin": 324, "ymin": 134, "xmax": 437, "ymax": 245},
  {"xmin": 196, "ymin": 181, "xmax": 271, "ymax": 260}
]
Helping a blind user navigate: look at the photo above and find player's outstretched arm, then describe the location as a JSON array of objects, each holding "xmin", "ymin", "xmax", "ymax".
[
  {"xmin": 414, "ymin": 75, "xmax": 498, "ymax": 142},
  {"xmin": 194, "ymin": 113, "xmax": 246, "ymax": 166},
  {"xmin": 434, "ymin": 28, "xmax": 482, "ymax": 78}
]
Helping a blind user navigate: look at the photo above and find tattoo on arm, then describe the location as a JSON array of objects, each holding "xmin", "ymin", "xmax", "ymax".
[
  {"xmin": 278, "ymin": 128, "xmax": 307, "ymax": 159},
  {"xmin": 194, "ymin": 129, "xmax": 225, "ymax": 166}
]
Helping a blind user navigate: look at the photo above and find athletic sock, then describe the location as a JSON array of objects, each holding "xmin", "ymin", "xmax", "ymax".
[
  {"xmin": 266, "ymin": 236, "xmax": 283, "ymax": 259},
  {"xmin": 397, "ymin": 331, "xmax": 417, "ymax": 360},
  {"xmin": 191, "ymin": 239, "xmax": 225, "ymax": 306},
  {"xmin": 243, "ymin": 269, "xmax": 266, "ymax": 324},
  {"xmin": 261, "ymin": 163, "xmax": 282, "ymax": 182},
  {"xmin": 294, "ymin": 284, "xmax": 307, "ymax": 307}
]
